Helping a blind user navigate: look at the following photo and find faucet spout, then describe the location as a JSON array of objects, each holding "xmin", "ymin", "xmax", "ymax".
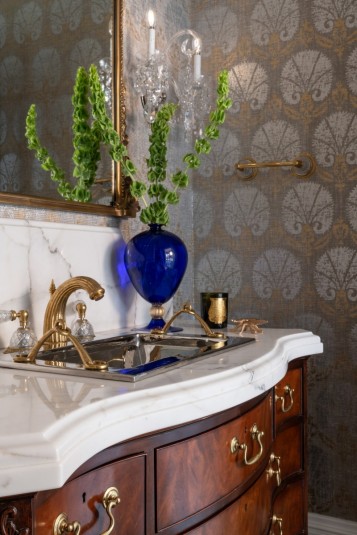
[
  {"xmin": 152, "ymin": 303, "xmax": 227, "ymax": 339},
  {"xmin": 43, "ymin": 276, "xmax": 105, "ymax": 347}
]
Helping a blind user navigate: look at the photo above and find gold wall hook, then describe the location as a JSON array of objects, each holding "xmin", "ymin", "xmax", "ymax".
[{"xmin": 236, "ymin": 151, "xmax": 316, "ymax": 180}]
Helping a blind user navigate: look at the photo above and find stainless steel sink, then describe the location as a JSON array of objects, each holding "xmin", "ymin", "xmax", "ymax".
[{"xmin": 0, "ymin": 333, "xmax": 255, "ymax": 382}]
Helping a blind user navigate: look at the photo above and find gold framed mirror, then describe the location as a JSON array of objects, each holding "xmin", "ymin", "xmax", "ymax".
[{"xmin": 0, "ymin": 0, "xmax": 135, "ymax": 218}]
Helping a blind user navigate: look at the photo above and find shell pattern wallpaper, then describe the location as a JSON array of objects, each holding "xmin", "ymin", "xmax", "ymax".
[{"xmin": 188, "ymin": 0, "xmax": 357, "ymax": 521}]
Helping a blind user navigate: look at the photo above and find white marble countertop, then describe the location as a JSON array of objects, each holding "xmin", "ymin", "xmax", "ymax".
[{"xmin": 0, "ymin": 327, "xmax": 322, "ymax": 498}]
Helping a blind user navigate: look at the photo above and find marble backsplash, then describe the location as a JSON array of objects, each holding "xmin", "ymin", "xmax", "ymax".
[{"xmin": 0, "ymin": 217, "xmax": 153, "ymax": 349}]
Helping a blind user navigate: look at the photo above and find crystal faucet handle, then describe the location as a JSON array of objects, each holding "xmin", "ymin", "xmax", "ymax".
[
  {"xmin": 71, "ymin": 301, "xmax": 95, "ymax": 342},
  {"xmin": 1, "ymin": 309, "xmax": 38, "ymax": 356},
  {"xmin": 0, "ymin": 310, "xmax": 17, "ymax": 323}
]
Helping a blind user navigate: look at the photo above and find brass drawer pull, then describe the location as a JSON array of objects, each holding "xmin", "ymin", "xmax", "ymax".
[
  {"xmin": 101, "ymin": 486, "xmax": 120, "ymax": 535},
  {"xmin": 53, "ymin": 487, "xmax": 119, "ymax": 535},
  {"xmin": 230, "ymin": 423, "xmax": 265, "ymax": 465},
  {"xmin": 270, "ymin": 514, "xmax": 283, "ymax": 534},
  {"xmin": 53, "ymin": 513, "xmax": 81, "ymax": 535},
  {"xmin": 266, "ymin": 453, "xmax": 281, "ymax": 486},
  {"xmin": 275, "ymin": 385, "xmax": 294, "ymax": 413}
]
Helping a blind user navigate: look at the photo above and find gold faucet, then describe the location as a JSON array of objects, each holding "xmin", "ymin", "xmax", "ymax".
[
  {"xmin": 152, "ymin": 303, "xmax": 227, "ymax": 339},
  {"xmin": 43, "ymin": 276, "xmax": 105, "ymax": 347}
]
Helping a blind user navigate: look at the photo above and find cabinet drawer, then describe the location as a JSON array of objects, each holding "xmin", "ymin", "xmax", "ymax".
[
  {"xmin": 275, "ymin": 368, "xmax": 302, "ymax": 428},
  {"xmin": 156, "ymin": 393, "xmax": 273, "ymax": 530},
  {"xmin": 34, "ymin": 455, "xmax": 145, "ymax": 535},
  {"xmin": 186, "ymin": 461, "xmax": 276, "ymax": 535},
  {"xmin": 271, "ymin": 479, "xmax": 306, "ymax": 535},
  {"xmin": 274, "ymin": 424, "xmax": 304, "ymax": 481}
]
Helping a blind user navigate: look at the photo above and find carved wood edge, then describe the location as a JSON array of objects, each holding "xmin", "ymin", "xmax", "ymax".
[{"xmin": 0, "ymin": 506, "xmax": 29, "ymax": 535}]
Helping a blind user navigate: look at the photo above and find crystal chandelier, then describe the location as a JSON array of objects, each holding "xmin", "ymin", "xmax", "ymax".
[{"xmin": 133, "ymin": 10, "xmax": 210, "ymax": 140}]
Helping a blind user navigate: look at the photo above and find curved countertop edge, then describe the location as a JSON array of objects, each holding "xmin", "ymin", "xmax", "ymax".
[{"xmin": 0, "ymin": 328, "xmax": 323, "ymax": 497}]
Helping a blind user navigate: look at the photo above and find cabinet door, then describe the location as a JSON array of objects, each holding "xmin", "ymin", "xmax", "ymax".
[{"xmin": 34, "ymin": 455, "xmax": 145, "ymax": 535}]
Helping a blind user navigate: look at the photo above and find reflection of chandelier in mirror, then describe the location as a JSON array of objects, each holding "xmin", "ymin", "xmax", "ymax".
[{"xmin": 134, "ymin": 10, "xmax": 210, "ymax": 141}]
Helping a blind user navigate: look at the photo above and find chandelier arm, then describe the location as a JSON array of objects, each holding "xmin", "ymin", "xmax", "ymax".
[{"xmin": 166, "ymin": 29, "xmax": 202, "ymax": 57}]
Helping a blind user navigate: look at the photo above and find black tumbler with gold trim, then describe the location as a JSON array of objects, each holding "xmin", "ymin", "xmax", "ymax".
[{"xmin": 201, "ymin": 292, "xmax": 228, "ymax": 329}]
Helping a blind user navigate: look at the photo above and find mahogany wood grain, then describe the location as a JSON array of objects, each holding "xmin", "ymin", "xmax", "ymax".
[
  {"xmin": 272, "ymin": 480, "xmax": 305, "ymax": 535},
  {"xmin": 34, "ymin": 455, "xmax": 145, "ymax": 535},
  {"xmin": 275, "ymin": 367, "xmax": 302, "ymax": 430},
  {"xmin": 156, "ymin": 393, "xmax": 273, "ymax": 530},
  {"xmin": 274, "ymin": 424, "xmax": 303, "ymax": 480},
  {"xmin": 186, "ymin": 466, "xmax": 277, "ymax": 535}
]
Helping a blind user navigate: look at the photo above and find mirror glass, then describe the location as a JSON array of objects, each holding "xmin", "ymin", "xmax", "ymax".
[{"xmin": 0, "ymin": 0, "xmax": 132, "ymax": 217}]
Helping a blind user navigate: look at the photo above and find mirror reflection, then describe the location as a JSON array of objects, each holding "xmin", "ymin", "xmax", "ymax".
[{"xmin": 0, "ymin": 0, "xmax": 131, "ymax": 216}]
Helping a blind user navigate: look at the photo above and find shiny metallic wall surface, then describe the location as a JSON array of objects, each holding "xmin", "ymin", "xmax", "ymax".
[{"xmin": 191, "ymin": 0, "xmax": 357, "ymax": 521}]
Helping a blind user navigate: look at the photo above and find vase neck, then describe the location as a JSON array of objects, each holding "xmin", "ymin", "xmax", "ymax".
[{"xmin": 149, "ymin": 224, "xmax": 163, "ymax": 233}]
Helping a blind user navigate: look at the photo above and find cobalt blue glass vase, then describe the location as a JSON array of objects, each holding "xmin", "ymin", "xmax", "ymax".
[{"xmin": 124, "ymin": 224, "xmax": 188, "ymax": 330}]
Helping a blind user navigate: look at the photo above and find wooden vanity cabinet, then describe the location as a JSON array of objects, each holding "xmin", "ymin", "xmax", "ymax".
[
  {"xmin": 34, "ymin": 455, "xmax": 146, "ymax": 535},
  {"xmin": 0, "ymin": 358, "xmax": 309, "ymax": 535},
  {"xmin": 271, "ymin": 358, "xmax": 308, "ymax": 534}
]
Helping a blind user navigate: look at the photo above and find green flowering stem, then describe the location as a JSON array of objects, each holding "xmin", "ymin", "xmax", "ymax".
[
  {"xmin": 88, "ymin": 65, "xmax": 137, "ymax": 180},
  {"xmin": 25, "ymin": 64, "xmax": 136, "ymax": 203},
  {"xmin": 71, "ymin": 66, "xmax": 101, "ymax": 202},
  {"xmin": 130, "ymin": 69, "xmax": 232, "ymax": 225},
  {"xmin": 25, "ymin": 104, "xmax": 72, "ymax": 199}
]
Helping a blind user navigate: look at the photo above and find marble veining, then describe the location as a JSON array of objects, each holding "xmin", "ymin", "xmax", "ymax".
[
  {"xmin": 0, "ymin": 328, "xmax": 322, "ymax": 497},
  {"xmin": 0, "ymin": 217, "xmax": 153, "ymax": 348}
]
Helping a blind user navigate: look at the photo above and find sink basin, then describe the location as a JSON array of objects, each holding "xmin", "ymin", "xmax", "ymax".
[{"xmin": 0, "ymin": 333, "xmax": 255, "ymax": 382}]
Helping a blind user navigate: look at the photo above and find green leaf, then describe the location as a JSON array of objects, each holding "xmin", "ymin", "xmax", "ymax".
[
  {"xmin": 217, "ymin": 96, "xmax": 232, "ymax": 111},
  {"xmin": 195, "ymin": 138, "xmax": 211, "ymax": 155},
  {"xmin": 183, "ymin": 153, "xmax": 201, "ymax": 169},
  {"xmin": 204, "ymin": 125, "xmax": 220, "ymax": 140},
  {"xmin": 124, "ymin": 159, "xmax": 137, "ymax": 177},
  {"xmin": 165, "ymin": 191, "xmax": 179, "ymax": 204},
  {"xmin": 148, "ymin": 184, "xmax": 166, "ymax": 198},
  {"xmin": 172, "ymin": 171, "xmax": 189, "ymax": 188},
  {"xmin": 130, "ymin": 180, "xmax": 147, "ymax": 198}
]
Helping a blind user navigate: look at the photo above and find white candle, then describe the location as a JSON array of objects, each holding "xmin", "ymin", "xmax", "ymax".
[
  {"xmin": 147, "ymin": 10, "xmax": 156, "ymax": 58},
  {"xmin": 193, "ymin": 38, "xmax": 201, "ymax": 83}
]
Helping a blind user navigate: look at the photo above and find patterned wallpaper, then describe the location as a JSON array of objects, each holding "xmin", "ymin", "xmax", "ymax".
[
  {"xmin": 0, "ymin": 0, "xmax": 113, "ymax": 203},
  {"xmin": 190, "ymin": 0, "xmax": 357, "ymax": 522}
]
